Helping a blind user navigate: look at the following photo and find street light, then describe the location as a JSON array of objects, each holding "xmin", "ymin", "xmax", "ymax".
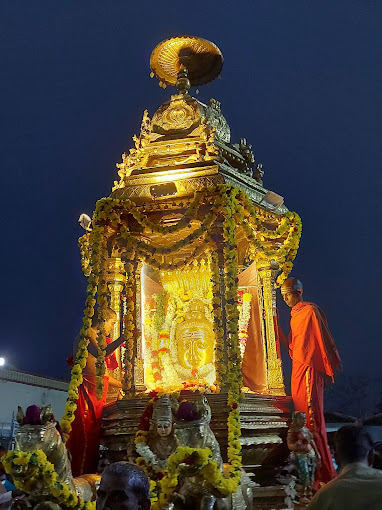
[{"xmin": 0, "ymin": 357, "xmax": 5, "ymax": 367}]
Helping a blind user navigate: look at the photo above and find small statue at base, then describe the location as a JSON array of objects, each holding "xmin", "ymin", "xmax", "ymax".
[
  {"xmin": 287, "ymin": 412, "xmax": 321, "ymax": 505},
  {"xmin": 172, "ymin": 397, "xmax": 223, "ymax": 510},
  {"xmin": 172, "ymin": 397, "xmax": 252, "ymax": 510},
  {"xmin": 136, "ymin": 395, "xmax": 178, "ymax": 472}
]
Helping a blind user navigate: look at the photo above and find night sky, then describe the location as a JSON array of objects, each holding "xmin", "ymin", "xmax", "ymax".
[{"xmin": 1, "ymin": 2, "xmax": 381, "ymax": 383}]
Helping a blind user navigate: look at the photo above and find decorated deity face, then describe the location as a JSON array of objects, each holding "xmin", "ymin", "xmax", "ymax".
[
  {"xmin": 176, "ymin": 301, "xmax": 214, "ymax": 370},
  {"xmin": 156, "ymin": 419, "xmax": 172, "ymax": 437}
]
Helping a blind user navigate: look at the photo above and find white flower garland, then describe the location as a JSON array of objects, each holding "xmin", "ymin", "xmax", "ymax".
[
  {"xmin": 135, "ymin": 441, "xmax": 168, "ymax": 471},
  {"xmin": 238, "ymin": 292, "xmax": 252, "ymax": 359}
]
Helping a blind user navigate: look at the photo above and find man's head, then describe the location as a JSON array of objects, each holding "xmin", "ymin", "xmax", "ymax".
[
  {"xmin": 335, "ymin": 425, "xmax": 374, "ymax": 470},
  {"xmin": 281, "ymin": 277, "xmax": 303, "ymax": 308},
  {"xmin": 97, "ymin": 462, "xmax": 151, "ymax": 510},
  {"xmin": 92, "ymin": 307, "xmax": 117, "ymax": 337}
]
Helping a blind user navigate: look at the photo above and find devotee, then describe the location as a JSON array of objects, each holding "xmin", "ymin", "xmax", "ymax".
[
  {"xmin": 308, "ymin": 425, "xmax": 382, "ymax": 509},
  {"xmin": 280, "ymin": 277, "xmax": 341, "ymax": 485},
  {"xmin": 66, "ymin": 307, "xmax": 125, "ymax": 476},
  {"xmin": 96, "ymin": 462, "xmax": 151, "ymax": 510}
]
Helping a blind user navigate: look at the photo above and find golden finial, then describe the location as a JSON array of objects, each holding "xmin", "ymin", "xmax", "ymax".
[{"xmin": 150, "ymin": 35, "xmax": 223, "ymax": 90}]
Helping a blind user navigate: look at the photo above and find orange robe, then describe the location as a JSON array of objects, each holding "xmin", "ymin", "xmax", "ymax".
[
  {"xmin": 289, "ymin": 301, "xmax": 341, "ymax": 485},
  {"xmin": 239, "ymin": 262, "xmax": 267, "ymax": 392}
]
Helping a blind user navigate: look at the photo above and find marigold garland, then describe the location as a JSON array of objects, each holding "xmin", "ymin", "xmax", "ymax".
[
  {"xmin": 95, "ymin": 235, "xmax": 109, "ymax": 399},
  {"xmin": 134, "ymin": 389, "xmax": 241, "ymax": 509},
  {"xmin": 68, "ymin": 184, "xmax": 302, "ymax": 452},
  {"xmin": 2, "ymin": 450, "xmax": 95, "ymax": 510},
  {"xmin": 122, "ymin": 258, "xmax": 135, "ymax": 394},
  {"xmin": 78, "ymin": 234, "xmax": 91, "ymax": 277},
  {"xmin": 61, "ymin": 226, "xmax": 103, "ymax": 437},
  {"xmin": 209, "ymin": 249, "xmax": 226, "ymax": 390}
]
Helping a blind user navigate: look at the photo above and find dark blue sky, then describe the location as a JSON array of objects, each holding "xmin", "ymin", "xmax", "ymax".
[{"xmin": 1, "ymin": 1, "xmax": 381, "ymax": 381}]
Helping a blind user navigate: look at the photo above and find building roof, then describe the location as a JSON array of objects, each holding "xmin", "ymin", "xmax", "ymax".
[{"xmin": 0, "ymin": 368, "xmax": 69, "ymax": 391}]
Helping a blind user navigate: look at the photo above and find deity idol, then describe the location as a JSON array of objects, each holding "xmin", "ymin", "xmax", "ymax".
[
  {"xmin": 175, "ymin": 299, "xmax": 214, "ymax": 372},
  {"xmin": 172, "ymin": 397, "xmax": 223, "ymax": 510},
  {"xmin": 136, "ymin": 395, "xmax": 177, "ymax": 472},
  {"xmin": 287, "ymin": 411, "xmax": 320, "ymax": 502},
  {"xmin": 172, "ymin": 397, "xmax": 252, "ymax": 510}
]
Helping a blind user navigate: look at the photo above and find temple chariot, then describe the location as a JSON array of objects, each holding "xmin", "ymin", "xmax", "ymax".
[
  {"xmin": 87, "ymin": 36, "xmax": 302, "ymax": 508},
  {"xmin": 5, "ymin": 36, "xmax": 303, "ymax": 510}
]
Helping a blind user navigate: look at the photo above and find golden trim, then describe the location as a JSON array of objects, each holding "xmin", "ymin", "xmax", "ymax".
[{"xmin": 258, "ymin": 265, "xmax": 285, "ymax": 396}]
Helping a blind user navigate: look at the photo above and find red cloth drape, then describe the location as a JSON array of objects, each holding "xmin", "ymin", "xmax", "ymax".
[
  {"xmin": 105, "ymin": 337, "xmax": 118, "ymax": 370},
  {"xmin": 66, "ymin": 374, "xmax": 109, "ymax": 476},
  {"xmin": 289, "ymin": 301, "xmax": 341, "ymax": 485}
]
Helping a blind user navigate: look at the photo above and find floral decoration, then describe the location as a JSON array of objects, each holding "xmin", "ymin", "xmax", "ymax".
[{"xmin": 2, "ymin": 450, "xmax": 95, "ymax": 510}]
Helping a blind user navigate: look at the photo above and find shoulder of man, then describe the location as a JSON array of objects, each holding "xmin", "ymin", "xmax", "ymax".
[{"xmin": 307, "ymin": 478, "xmax": 339, "ymax": 510}]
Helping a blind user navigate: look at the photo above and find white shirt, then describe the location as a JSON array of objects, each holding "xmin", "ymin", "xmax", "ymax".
[{"xmin": 308, "ymin": 462, "xmax": 382, "ymax": 510}]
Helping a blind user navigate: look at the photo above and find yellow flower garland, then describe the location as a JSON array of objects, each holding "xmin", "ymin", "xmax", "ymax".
[
  {"xmin": 67, "ymin": 184, "xmax": 302, "ymax": 472},
  {"xmin": 95, "ymin": 235, "xmax": 109, "ymax": 399},
  {"xmin": 2, "ymin": 450, "xmax": 95, "ymax": 510},
  {"xmin": 122, "ymin": 258, "xmax": 135, "ymax": 394}
]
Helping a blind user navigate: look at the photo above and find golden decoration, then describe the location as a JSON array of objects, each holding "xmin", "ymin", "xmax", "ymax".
[
  {"xmin": 152, "ymin": 94, "xmax": 201, "ymax": 133},
  {"xmin": 150, "ymin": 36, "xmax": 223, "ymax": 87}
]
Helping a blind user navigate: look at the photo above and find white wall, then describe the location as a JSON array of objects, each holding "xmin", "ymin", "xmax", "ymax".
[{"xmin": 0, "ymin": 380, "xmax": 68, "ymax": 425}]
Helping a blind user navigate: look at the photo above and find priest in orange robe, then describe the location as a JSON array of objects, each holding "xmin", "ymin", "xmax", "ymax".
[{"xmin": 281, "ymin": 278, "xmax": 341, "ymax": 486}]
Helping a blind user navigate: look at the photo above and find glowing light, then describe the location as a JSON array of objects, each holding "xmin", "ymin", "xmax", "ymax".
[
  {"xmin": 153, "ymin": 170, "xmax": 198, "ymax": 183},
  {"xmin": 0, "ymin": 357, "xmax": 5, "ymax": 367}
]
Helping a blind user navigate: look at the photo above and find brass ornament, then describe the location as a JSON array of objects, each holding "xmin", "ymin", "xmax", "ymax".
[
  {"xmin": 150, "ymin": 35, "xmax": 223, "ymax": 88},
  {"xmin": 152, "ymin": 94, "xmax": 202, "ymax": 134}
]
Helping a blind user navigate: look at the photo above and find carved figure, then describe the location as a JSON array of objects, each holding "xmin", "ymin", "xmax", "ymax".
[
  {"xmin": 175, "ymin": 299, "xmax": 214, "ymax": 371},
  {"xmin": 287, "ymin": 411, "xmax": 320, "ymax": 503},
  {"xmin": 253, "ymin": 163, "xmax": 264, "ymax": 184},
  {"xmin": 9, "ymin": 405, "xmax": 98, "ymax": 505},
  {"xmin": 136, "ymin": 395, "xmax": 178, "ymax": 471},
  {"xmin": 170, "ymin": 397, "xmax": 252, "ymax": 510},
  {"xmin": 239, "ymin": 139, "xmax": 254, "ymax": 167}
]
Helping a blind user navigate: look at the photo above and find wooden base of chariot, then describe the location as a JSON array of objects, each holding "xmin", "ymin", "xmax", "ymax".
[{"xmin": 101, "ymin": 392, "xmax": 295, "ymax": 509}]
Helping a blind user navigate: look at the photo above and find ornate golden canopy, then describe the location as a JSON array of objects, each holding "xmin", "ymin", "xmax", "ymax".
[{"xmin": 150, "ymin": 36, "xmax": 223, "ymax": 87}]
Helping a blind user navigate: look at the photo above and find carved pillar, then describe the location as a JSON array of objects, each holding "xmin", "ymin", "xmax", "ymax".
[
  {"xmin": 106, "ymin": 256, "xmax": 125, "ymax": 354},
  {"xmin": 256, "ymin": 276, "xmax": 270, "ymax": 394},
  {"xmin": 105, "ymin": 257, "xmax": 125, "ymax": 401},
  {"xmin": 134, "ymin": 261, "xmax": 146, "ymax": 391},
  {"xmin": 257, "ymin": 262, "xmax": 285, "ymax": 396}
]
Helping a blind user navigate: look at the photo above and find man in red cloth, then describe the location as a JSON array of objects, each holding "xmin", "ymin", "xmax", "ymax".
[
  {"xmin": 281, "ymin": 277, "xmax": 341, "ymax": 486},
  {"xmin": 66, "ymin": 308, "xmax": 124, "ymax": 476}
]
